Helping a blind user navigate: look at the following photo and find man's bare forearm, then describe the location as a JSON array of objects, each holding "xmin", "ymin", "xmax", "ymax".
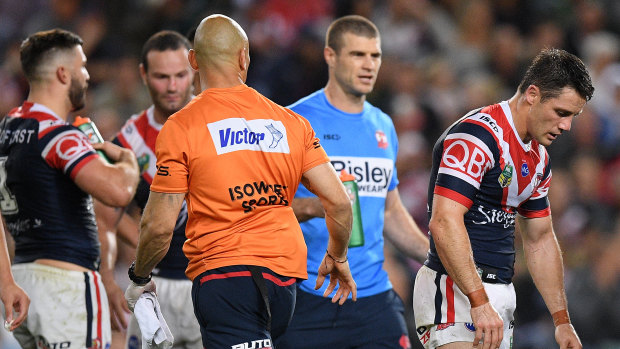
[
  {"xmin": 134, "ymin": 192, "xmax": 184, "ymax": 277},
  {"xmin": 291, "ymin": 197, "xmax": 325, "ymax": 222},
  {"xmin": 430, "ymin": 195, "xmax": 484, "ymax": 297},
  {"xmin": 383, "ymin": 189, "xmax": 429, "ymax": 263},
  {"xmin": 523, "ymin": 226, "xmax": 568, "ymax": 314}
]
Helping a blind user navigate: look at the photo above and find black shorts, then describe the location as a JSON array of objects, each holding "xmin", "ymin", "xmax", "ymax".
[
  {"xmin": 191, "ymin": 265, "xmax": 297, "ymax": 349},
  {"xmin": 276, "ymin": 286, "xmax": 411, "ymax": 349}
]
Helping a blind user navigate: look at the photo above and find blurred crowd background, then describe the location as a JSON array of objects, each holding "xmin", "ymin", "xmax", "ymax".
[{"xmin": 1, "ymin": 0, "xmax": 620, "ymax": 348}]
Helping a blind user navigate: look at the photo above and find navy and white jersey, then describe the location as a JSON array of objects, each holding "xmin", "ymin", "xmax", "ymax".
[
  {"xmin": 0, "ymin": 102, "xmax": 100, "ymax": 270},
  {"xmin": 426, "ymin": 101, "xmax": 552, "ymax": 283},
  {"xmin": 114, "ymin": 106, "xmax": 188, "ymax": 279}
]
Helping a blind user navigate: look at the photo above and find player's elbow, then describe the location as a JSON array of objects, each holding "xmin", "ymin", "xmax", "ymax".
[
  {"xmin": 140, "ymin": 216, "xmax": 174, "ymax": 241},
  {"xmin": 324, "ymin": 191, "xmax": 353, "ymax": 228},
  {"xmin": 428, "ymin": 215, "xmax": 449, "ymax": 242},
  {"xmin": 324, "ymin": 189, "xmax": 351, "ymax": 217},
  {"xmin": 333, "ymin": 198, "xmax": 352, "ymax": 221},
  {"xmin": 96, "ymin": 185, "xmax": 135, "ymax": 207}
]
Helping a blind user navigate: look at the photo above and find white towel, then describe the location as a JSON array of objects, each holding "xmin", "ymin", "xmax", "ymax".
[{"xmin": 134, "ymin": 291, "xmax": 174, "ymax": 349}]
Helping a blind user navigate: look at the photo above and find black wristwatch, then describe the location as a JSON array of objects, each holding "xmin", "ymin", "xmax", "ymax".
[{"xmin": 128, "ymin": 261, "xmax": 152, "ymax": 285}]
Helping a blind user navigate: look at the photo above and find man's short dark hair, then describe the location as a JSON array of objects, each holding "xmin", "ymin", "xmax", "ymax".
[
  {"xmin": 326, "ymin": 15, "xmax": 379, "ymax": 53},
  {"xmin": 518, "ymin": 48, "xmax": 594, "ymax": 102},
  {"xmin": 141, "ymin": 30, "xmax": 192, "ymax": 72},
  {"xmin": 20, "ymin": 29, "xmax": 83, "ymax": 82}
]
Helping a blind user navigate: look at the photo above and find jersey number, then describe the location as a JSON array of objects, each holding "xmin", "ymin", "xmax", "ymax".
[{"xmin": 0, "ymin": 156, "xmax": 18, "ymax": 214}]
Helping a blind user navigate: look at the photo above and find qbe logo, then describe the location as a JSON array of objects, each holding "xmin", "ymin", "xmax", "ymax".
[
  {"xmin": 439, "ymin": 133, "xmax": 493, "ymax": 187},
  {"xmin": 208, "ymin": 118, "xmax": 289, "ymax": 155}
]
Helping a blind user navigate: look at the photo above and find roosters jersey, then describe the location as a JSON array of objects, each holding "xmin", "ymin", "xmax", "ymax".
[
  {"xmin": 0, "ymin": 102, "xmax": 100, "ymax": 270},
  {"xmin": 426, "ymin": 101, "xmax": 552, "ymax": 283},
  {"xmin": 114, "ymin": 106, "xmax": 188, "ymax": 279}
]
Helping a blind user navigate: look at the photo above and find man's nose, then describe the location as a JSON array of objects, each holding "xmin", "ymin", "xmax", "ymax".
[
  {"xmin": 559, "ymin": 117, "xmax": 573, "ymax": 132},
  {"xmin": 168, "ymin": 78, "xmax": 178, "ymax": 90}
]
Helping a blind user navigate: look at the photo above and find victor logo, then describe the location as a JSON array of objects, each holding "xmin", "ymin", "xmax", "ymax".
[
  {"xmin": 208, "ymin": 118, "xmax": 290, "ymax": 155},
  {"xmin": 219, "ymin": 128, "xmax": 265, "ymax": 147}
]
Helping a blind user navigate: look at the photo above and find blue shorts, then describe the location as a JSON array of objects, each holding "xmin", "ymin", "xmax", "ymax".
[
  {"xmin": 276, "ymin": 286, "xmax": 411, "ymax": 349},
  {"xmin": 191, "ymin": 265, "xmax": 297, "ymax": 349}
]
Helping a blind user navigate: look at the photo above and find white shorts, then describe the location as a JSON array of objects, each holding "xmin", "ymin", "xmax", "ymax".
[
  {"xmin": 126, "ymin": 276, "xmax": 201, "ymax": 349},
  {"xmin": 412, "ymin": 265, "xmax": 515, "ymax": 349},
  {"xmin": 11, "ymin": 263, "xmax": 111, "ymax": 349}
]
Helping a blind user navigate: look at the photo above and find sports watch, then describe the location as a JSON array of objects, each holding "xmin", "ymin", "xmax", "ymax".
[{"xmin": 128, "ymin": 261, "xmax": 152, "ymax": 285}]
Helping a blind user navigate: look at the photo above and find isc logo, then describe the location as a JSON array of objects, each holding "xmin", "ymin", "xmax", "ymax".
[{"xmin": 441, "ymin": 138, "xmax": 492, "ymax": 182}]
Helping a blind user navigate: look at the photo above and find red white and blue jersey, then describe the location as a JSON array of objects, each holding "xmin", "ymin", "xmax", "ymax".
[
  {"xmin": 114, "ymin": 106, "xmax": 189, "ymax": 279},
  {"xmin": 426, "ymin": 101, "xmax": 552, "ymax": 283},
  {"xmin": 0, "ymin": 102, "xmax": 100, "ymax": 270}
]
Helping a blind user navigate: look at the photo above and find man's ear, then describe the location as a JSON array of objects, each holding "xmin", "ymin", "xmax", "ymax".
[
  {"xmin": 239, "ymin": 47, "xmax": 249, "ymax": 72},
  {"xmin": 139, "ymin": 63, "xmax": 147, "ymax": 85},
  {"xmin": 188, "ymin": 49, "xmax": 199, "ymax": 70},
  {"xmin": 324, "ymin": 46, "xmax": 336, "ymax": 68},
  {"xmin": 56, "ymin": 65, "xmax": 70, "ymax": 85},
  {"xmin": 525, "ymin": 85, "xmax": 540, "ymax": 105}
]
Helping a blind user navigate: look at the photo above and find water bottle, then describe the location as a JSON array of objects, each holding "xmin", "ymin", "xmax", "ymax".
[
  {"xmin": 72, "ymin": 116, "xmax": 109, "ymax": 163},
  {"xmin": 339, "ymin": 170, "xmax": 364, "ymax": 247}
]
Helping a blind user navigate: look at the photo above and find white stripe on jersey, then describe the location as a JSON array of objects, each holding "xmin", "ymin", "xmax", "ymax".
[
  {"xmin": 30, "ymin": 103, "xmax": 62, "ymax": 120},
  {"xmin": 38, "ymin": 119, "xmax": 67, "ymax": 134},
  {"xmin": 29, "ymin": 103, "xmax": 67, "ymax": 134},
  {"xmin": 438, "ymin": 167, "xmax": 482, "ymax": 189},
  {"xmin": 531, "ymin": 145, "xmax": 550, "ymax": 198}
]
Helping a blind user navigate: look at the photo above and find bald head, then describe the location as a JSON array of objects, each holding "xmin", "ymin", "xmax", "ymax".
[{"xmin": 193, "ymin": 14, "xmax": 248, "ymax": 67}]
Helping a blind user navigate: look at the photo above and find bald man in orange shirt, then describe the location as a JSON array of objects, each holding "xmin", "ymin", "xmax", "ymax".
[{"xmin": 125, "ymin": 14, "xmax": 356, "ymax": 349}]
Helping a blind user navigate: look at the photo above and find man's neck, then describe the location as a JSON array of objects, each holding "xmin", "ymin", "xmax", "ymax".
[
  {"xmin": 323, "ymin": 82, "xmax": 366, "ymax": 114},
  {"xmin": 508, "ymin": 92, "xmax": 529, "ymax": 143},
  {"xmin": 152, "ymin": 108, "xmax": 169, "ymax": 125},
  {"xmin": 26, "ymin": 86, "xmax": 69, "ymax": 121},
  {"xmin": 199, "ymin": 65, "xmax": 246, "ymax": 90}
]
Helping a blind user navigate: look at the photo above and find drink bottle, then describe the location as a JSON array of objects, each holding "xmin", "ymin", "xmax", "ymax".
[
  {"xmin": 72, "ymin": 116, "xmax": 109, "ymax": 163},
  {"xmin": 339, "ymin": 170, "xmax": 364, "ymax": 247}
]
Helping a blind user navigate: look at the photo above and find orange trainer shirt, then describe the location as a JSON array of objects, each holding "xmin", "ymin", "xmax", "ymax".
[{"xmin": 151, "ymin": 84, "xmax": 329, "ymax": 281}]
